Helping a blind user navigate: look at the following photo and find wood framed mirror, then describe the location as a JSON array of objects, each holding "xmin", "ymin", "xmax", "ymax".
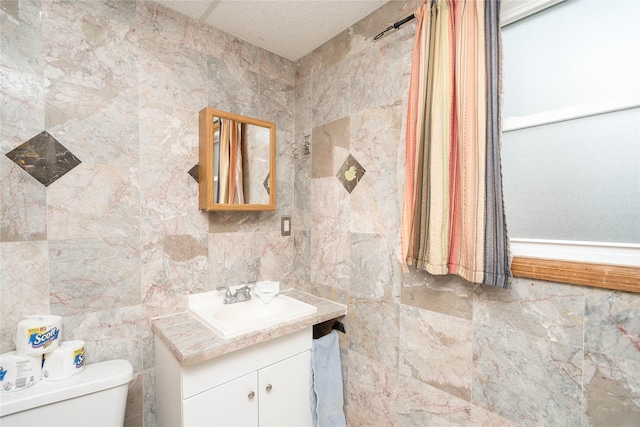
[{"xmin": 199, "ymin": 107, "xmax": 276, "ymax": 211}]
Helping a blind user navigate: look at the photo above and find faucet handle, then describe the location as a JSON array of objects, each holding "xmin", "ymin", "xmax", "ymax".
[
  {"xmin": 216, "ymin": 286, "xmax": 232, "ymax": 297},
  {"xmin": 240, "ymin": 284, "xmax": 252, "ymax": 296}
]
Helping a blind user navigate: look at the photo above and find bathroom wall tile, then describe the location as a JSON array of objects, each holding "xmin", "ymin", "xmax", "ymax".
[
  {"xmin": 310, "ymin": 231, "xmax": 350, "ymax": 290},
  {"xmin": 350, "ymin": 43, "xmax": 403, "ymax": 114},
  {"xmin": 139, "ymin": 103, "xmax": 207, "ymax": 237},
  {"xmin": 350, "ymin": 232, "xmax": 399, "ymax": 301},
  {"xmin": 124, "ymin": 372, "xmax": 143, "ymax": 427},
  {"xmin": 275, "ymin": 129, "xmax": 296, "ymax": 217},
  {"xmin": 44, "ymin": 78, "xmax": 129, "ymax": 132},
  {"xmin": 295, "ymin": 54, "xmax": 314, "ymax": 88},
  {"xmin": 0, "ymin": 241, "xmax": 49, "ymax": 353},
  {"xmin": 295, "ymin": 28, "xmax": 351, "ymax": 87},
  {"xmin": 401, "ymin": 267, "xmax": 473, "ymax": 320},
  {"xmin": 350, "ymin": 0, "xmax": 415, "ymax": 48},
  {"xmin": 293, "ymin": 229, "xmax": 310, "ymax": 284},
  {"xmin": 293, "ymin": 148, "xmax": 311, "ymax": 230},
  {"xmin": 206, "ymin": 55, "xmax": 261, "ymax": 119},
  {"xmin": 141, "ymin": 233, "xmax": 208, "ymax": 315},
  {"xmin": 399, "ymin": 305, "xmax": 473, "ymax": 402},
  {"xmin": 257, "ymin": 231, "xmax": 294, "ymax": 286},
  {"xmin": 208, "ymin": 211, "xmax": 263, "ymax": 233},
  {"xmin": 349, "ymin": 104, "xmax": 402, "ymax": 235},
  {"xmin": 259, "ymin": 49, "xmax": 295, "ymax": 88},
  {"xmin": 347, "ymin": 349, "xmax": 399, "ymax": 426},
  {"xmin": 143, "ymin": 368, "xmax": 157, "ymax": 427},
  {"xmin": 0, "ymin": 0, "xmax": 43, "ymax": 74},
  {"xmin": 209, "ymin": 232, "xmax": 260, "ymax": 288},
  {"xmin": 351, "ymin": 2, "xmax": 418, "ymax": 90},
  {"xmin": 585, "ymin": 287, "xmax": 640, "ymax": 362},
  {"xmin": 474, "ymin": 277, "xmax": 584, "ymax": 347},
  {"xmin": 472, "ymin": 325, "xmax": 583, "ymax": 426},
  {"xmin": 0, "ymin": 157, "xmax": 47, "ymax": 242},
  {"xmin": 348, "ymin": 297, "xmax": 398, "ymax": 369},
  {"xmin": 46, "ymin": 163, "xmax": 140, "ymax": 240},
  {"xmin": 397, "ymin": 374, "xmax": 472, "ymax": 426},
  {"xmin": 583, "ymin": 350, "xmax": 640, "ymax": 427},
  {"xmin": 311, "ymin": 116, "xmax": 350, "ymax": 179},
  {"xmin": 45, "ymin": 88, "xmax": 139, "ymax": 169},
  {"xmin": 49, "ymin": 237, "xmax": 141, "ymax": 317},
  {"xmin": 136, "ymin": 1, "xmax": 207, "ymax": 55},
  {"xmin": 471, "ymin": 405, "xmax": 523, "ymax": 427},
  {"xmin": 43, "ymin": 4, "xmax": 137, "ymax": 93},
  {"xmin": 310, "ymin": 176, "xmax": 350, "ymax": 232},
  {"xmin": 294, "ymin": 76, "xmax": 313, "ymax": 137},
  {"xmin": 47, "ymin": 0, "xmax": 137, "ymax": 28},
  {"xmin": 260, "ymin": 74, "xmax": 294, "ymax": 133},
  {"xmin": 138, "ymin": 39, "xmax": 206, "ymax": 112},
  {"xmin": 206, "ymin": 28, "xmax": 260, "ymax": 75},
  {"xmin": 312, "ymin": 59, "xmax": 353, "ymax": 127},
  {"xmin": 0, "ymin": 66, "xmax": 44, "ymax": 153},
  {"xmin": 63, "ymin": 305, "xmax": 145, "ymax": 372}
]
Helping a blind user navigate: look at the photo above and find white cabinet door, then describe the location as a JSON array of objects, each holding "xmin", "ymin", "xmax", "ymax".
[
  {"xmin": 183, "ymin": 371, "xmax": 258, "ymax": 427},
  {"xmin": 258, "ymin": 350, "xmax": 312, "ymax": 427}
]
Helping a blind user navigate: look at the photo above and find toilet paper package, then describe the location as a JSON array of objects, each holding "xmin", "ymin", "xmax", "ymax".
[
  {"xmin": 14, "ymin": 315, "xmax": 62, "ymax": 356},
  {"xmin": 0, "ymin": 351, "xmax": 42, "ymax": 392},
  {"xmin": 42, "ymin": 340, "xmax": 85, "ymax": 381}
]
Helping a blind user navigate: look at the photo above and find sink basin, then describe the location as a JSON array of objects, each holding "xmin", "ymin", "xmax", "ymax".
[{"xmin": 188, "ymin": 289, "xmax": 317, "ymax": 339}]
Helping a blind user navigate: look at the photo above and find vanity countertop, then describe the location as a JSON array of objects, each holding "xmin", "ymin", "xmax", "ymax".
[{"xmin": 151, "ymin": 290, "xmax": 347, "ymax": 366}]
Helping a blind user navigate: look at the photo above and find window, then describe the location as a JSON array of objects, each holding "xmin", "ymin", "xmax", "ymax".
[{"xmin": 500, "ymin": 0, "xmax": 640, "ymax": 291}]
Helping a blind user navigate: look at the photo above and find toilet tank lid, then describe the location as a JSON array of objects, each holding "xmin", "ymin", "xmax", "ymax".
[{"xmin": 0, "ymin": 359, "xmax": 134, "ymax": 417}]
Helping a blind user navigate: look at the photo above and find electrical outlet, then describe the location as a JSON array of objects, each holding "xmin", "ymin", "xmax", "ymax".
[{"xmin": 281, "ymin": 216, "xmax": 291, "ymax": 236}]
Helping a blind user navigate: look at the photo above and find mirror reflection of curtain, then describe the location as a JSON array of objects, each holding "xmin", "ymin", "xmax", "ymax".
[{"xmin": 217, "ymin": 119, "xmax": 245, "ymax": 204}]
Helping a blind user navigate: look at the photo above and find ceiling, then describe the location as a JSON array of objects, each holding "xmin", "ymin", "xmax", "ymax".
[{"xmin": 154, "ymin": 0, "xmax": 390, "ymax": 61}]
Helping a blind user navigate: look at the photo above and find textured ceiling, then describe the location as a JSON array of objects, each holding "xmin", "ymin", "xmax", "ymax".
[{"xmin": 154, "ymin": 0, "xmax": 390, "ymax": 61}]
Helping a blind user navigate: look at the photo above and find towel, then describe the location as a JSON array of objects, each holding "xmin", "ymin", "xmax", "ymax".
[{"xmin": 311, "ymin": 330, "xmax": 347, "ymax": 427}]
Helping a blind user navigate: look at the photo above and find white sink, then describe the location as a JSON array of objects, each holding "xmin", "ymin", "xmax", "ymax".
[{"xmin": 188, "ymin": 289, "xmax": 317, "ymax": 339}]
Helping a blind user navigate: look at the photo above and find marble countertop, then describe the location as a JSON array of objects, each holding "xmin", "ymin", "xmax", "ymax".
[{"xmin": 151, "ymin": 289, "xmax": 347, "ymax": 366}]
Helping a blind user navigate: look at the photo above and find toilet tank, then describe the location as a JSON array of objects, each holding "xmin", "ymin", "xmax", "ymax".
[{"xmin": 0, "ymin": 359, "xmax": 134, "ymax": 427}]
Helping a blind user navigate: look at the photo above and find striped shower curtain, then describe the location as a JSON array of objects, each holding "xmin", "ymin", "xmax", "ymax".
[{"xmin": 401, "ymin": 0, "xmax": 511, "ymax": 288}]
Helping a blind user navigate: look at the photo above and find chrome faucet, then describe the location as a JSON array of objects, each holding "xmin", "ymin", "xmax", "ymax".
[{"xmin": 216, "ymin": 284, "xmax": 252, "ymax": 304}]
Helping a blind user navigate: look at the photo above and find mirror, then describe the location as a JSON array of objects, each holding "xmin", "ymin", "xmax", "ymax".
[{"xmin": 199, "ymin": 107, "xmax": 276, "ymax": 211}]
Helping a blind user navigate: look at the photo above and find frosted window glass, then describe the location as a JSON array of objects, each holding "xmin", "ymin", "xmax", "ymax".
[
  {"xmin": 502, "ymin": 108, "xmax": 640, "ymax": 243},
  {"xmin": 503, "ymin": 0, "xmax": 640, "ymax": 117}
]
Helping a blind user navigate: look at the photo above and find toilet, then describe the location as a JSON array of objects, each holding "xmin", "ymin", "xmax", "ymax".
[{"xmin": 0, "ymin": 359, "xmax": 133, "ymax": 427}]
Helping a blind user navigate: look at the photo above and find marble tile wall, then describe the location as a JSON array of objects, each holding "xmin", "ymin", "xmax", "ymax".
[
  {"xmin": 293, "ymin": 1, "xmax": 640, "ymax": 426},
  {"xmin": 3, "ymin": 1, "xmax": 638, "ymax": 427},
  {"xmin": 0, "ymin": 1, "xmax": 294, "ymax": 426}
]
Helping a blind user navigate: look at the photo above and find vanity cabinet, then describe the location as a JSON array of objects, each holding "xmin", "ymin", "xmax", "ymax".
[{"xmin": 155, "ymin": 327, "xmax": 312, "ymax": 427}]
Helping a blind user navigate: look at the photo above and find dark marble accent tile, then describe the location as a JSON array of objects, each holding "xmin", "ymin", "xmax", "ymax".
[
  {"xmin": 336, "ymin": 153, "xmax": 365, "ymax": 194},
  {"xmin": 5, "ymin": 130, "xmax": 81, "ymax": 187},
  {"xmin": 188, "ymin": 163, "xmax": 199, "ymax": 182}
]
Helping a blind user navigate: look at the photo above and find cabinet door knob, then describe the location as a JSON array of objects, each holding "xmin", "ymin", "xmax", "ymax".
[
  {"xmin": 248, "ymin": 391, "xmax": 255, "ymax": 400},
  {"xmin": 266, "ymin": 384, "xmax": 272, "ymax": 392}
]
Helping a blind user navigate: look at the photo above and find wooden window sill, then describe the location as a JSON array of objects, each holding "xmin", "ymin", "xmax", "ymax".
[{"xmin": 511, "ymin": 257, "xmax": 640, "ymax": 293}]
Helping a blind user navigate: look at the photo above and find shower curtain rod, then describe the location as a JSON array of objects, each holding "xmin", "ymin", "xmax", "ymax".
[{"xmin": 373, "ymin": 13, "xmax": 416, "ymax": 40}]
